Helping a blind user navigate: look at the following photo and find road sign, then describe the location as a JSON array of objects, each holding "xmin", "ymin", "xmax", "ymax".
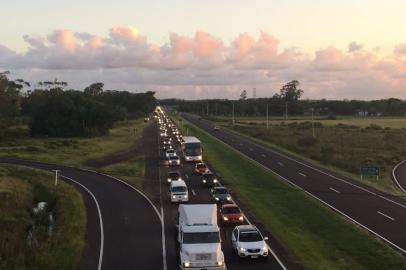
[{"xmin": 360, "ymin": 166, "xmax": 380, "ymax": 180}]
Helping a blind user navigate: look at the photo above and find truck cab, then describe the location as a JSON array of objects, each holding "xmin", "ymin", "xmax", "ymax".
[{"xmin": 177, "ymin": 204, "xmax": 226, "ymax": 270}]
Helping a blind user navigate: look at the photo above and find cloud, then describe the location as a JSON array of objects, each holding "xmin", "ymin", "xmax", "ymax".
[{"xmin": 1, "ymin": 25, "xmax": 406, "ymax": 99}]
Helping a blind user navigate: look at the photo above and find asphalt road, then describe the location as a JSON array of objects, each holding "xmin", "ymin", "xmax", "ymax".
[
  {"xmin": 393, "ymin": 160, "xmax": 406, "ymax": 194},
  {"xmin": 157, "ymin": 122, "xmax": 286, "ymax": 270},
  {"xmin": 0, "ymin": 157, "xmax": 164, "ymax": 270},
  {"xmin": 181, "ymin": 113, "xmax": 406, "ymax": 255}
]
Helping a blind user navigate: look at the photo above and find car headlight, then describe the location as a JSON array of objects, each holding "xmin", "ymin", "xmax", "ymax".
[
  {"xmin": 261, "ymin": 246, "xmax": 268, "ymax": 252},
  {"xmin": 215, "ymin": 197, "xmax": 220, "ymax": 201},
  {"xmin": 223, "ymin": 217, "xmax": 229, "ymax": 221},
  {"xmin": 183, "ymin": 195, "xmax": 188, "ymax": 198},
  {"xmin": 178, "ymin": 178, "xmax": 181, "ymax": 181},
  {"xmin": 226, "ymin": 196, "xmax": 231, "ymax": 201},
  {"xmin": 202, "ymin": 179, "xmax": 207, "ymax": 183},
  {"xmin": 183, "ymin": 261, "xmax": 190, "ymax": 267},
  {"xmin": 198, "ymin": 155, "xmax": 202, "ymax": 160},
  {"xmin": 238, "ymin": 216, "xmax": 244, "ymax": 221},
  {"xmin": 216, "ymin": 261, "xmax": 224, "ymax": 266},
  {"xmin": 167, "ymin": 178, "xmax": 171, "ymax": 182},
  {"xmin": 213, "ymin": 179, "xmax": 218, "ymax": 183},
  {"xmin": 239, "ymin": 247, "xmax": 247, "ymax": 252},
  {"xmin": 172, "ymin": 195, "xmax": 176, "ymax": 199}
]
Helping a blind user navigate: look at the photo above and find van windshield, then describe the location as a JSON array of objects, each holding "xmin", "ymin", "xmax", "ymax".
[
  {"xmin": 172, "ymin": 186, "xmax": 187, "ymax": 193},
  {"xmin": 183, "ymin": 232, "xmax": 220, "ymax": 244},
  {"xmin": 184, "ymin": 143, "xmax": 202, "ymax": 156}
]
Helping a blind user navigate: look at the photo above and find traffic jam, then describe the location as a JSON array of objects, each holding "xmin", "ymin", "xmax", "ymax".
[{"xmin": 154, "ymin": 107, "xmax": 276, "ymax": 270}]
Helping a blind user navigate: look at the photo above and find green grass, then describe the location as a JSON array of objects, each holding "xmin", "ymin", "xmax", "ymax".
[
  {"xmin": 0, "ymin": 164, "xmax": 86, "ymax": 270},
  {"xmin": 101, "ymin": 156, "xmax": 145, "ymax": 189},
  {"xmin": 0, "ymin": 119, "xmax": 148, "ymax": 167},
  {"xmin": 206, "ymin": 116, "xmax": 406, "ymax": 195},
  {"xmin": 173, "ymin": 115, "xmax": 406, "ymax": 270}
]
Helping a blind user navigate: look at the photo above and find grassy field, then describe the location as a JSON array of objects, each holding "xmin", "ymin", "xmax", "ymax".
[
  {"xmin": 0, "ymin": 119, "xmax": 148, "ymax": 167},
  {"xmin": 213, "ymin": 115, "xmax": 406, "ymax": 128},
  {"xmin": 173, "ymin": 116, "xmax": 406, "ymax": 270},
  {"xmin": 206, "ymin": 116, "xmax": 406, "ymax": 195},
  {"xmin": 101, "ymin": 156, "xmax": 145, "ymax": 189},
  {"xmin": 0, "ymin": 165, "xmax": 86, "ymax": 270}
]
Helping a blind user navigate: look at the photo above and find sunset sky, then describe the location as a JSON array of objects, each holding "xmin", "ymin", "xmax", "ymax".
[{"xmin": 1, "ymin": 0, "xmax": 406, "ymax": 99}]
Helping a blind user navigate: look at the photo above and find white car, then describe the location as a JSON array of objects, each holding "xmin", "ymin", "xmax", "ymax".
[
  {"xmin": 169, "ymin": 180, "xmax": 189, "ymax": 203},
  {"xmin": 232, "ymin": 225, "xmax": 269, "ymax": 259},
  {"xmin": 165, "ymin": 149, "xmax": 177, "ymax": 158},
  {"xmin": 168, "ymin": 155, "xmax": 181, "ymax": 166}
]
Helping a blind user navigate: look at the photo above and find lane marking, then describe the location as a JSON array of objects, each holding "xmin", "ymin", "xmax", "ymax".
[
  {"xmin": 182, "ymin": 116, "xmax": 406, "ymax": 255},
  {"xmin": 249, "ymin": 148, "xmax": 253, "ymax": 151},
  {"xmin": 261, "ymin": 154, "xmax": 266, "ymax": 158},
  {"xmin": 61, "ymin": 175, "xmax": 104, "ymax": 270},
  {"xmin": 377, "ymin": 211, "xmax": 395, "ymax": 221},
  {"xmin": 329, "ymin": 187, "xmax": 340, "ymax": 194},
  {"xmin": 277, "ymin": 162, "xmax": 283, "ymax": 166},
  {"xmin": 240, "ymin": 143, "xmax": 243, "ymax": 146},
  {"xmin": 299, "ymin": 172, "xmax": 307, "ymax": 177},
  {"xmin": 192, "ymin": 189, "xmax": 196, "ymax": 196},
  {"xmin": 185, "ymin": 174, "xmax": 189, "ymax": 179},
  {"xmin": 392, "ymin": 160, "xmax": 406, "ymax": 194}
]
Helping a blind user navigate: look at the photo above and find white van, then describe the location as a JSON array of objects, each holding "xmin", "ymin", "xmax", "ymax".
[{"xmin": 170, "ymin": 180, "xmax": 189, "ymax": 203}]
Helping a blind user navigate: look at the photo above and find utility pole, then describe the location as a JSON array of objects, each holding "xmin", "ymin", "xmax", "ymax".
[
  {"xmin": 311, "ymin": 108, "xmax": 315, "ymax": 138},
  {"xmin": 232, "ymin": 102, "xmax": 235, "ymax": 126},
  {"xmin": 285, "ymin": 102, "xmax": 288, "ymax": 120},
  {"xmin": 266, "ymin": 104, "xmax": 269, "ymax": 129}
]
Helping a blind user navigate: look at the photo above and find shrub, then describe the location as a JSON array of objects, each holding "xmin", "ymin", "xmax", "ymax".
[{"xmin": 297, "ymin": 136, "xmax": 318, "ymax": 147}]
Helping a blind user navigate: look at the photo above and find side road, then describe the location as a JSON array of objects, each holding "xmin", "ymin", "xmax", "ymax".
[{"xmin": 0, "ymin": 157, "xmax": 164, "ymax": 270}]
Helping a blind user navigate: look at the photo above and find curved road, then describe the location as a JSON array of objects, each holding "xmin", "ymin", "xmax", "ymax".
[
  {"xmin": 393, "ymin": 160, "xmax": 406, "ymax": 193},
  {"xmin": 0, "ymin": 157, "xmax": 164, "ymax": 270},
  {"xmin": 182, "ymin": 113, "xmax": 406, "ymax": 255}
]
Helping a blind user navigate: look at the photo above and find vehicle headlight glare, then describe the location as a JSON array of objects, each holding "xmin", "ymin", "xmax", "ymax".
[
  {"xmin": 223, "ymin": 217, "xmax": 229, "ymax": 221},
  {"xmin": 238, "ymin": 216, "xmax": 244, "ymax": 221},
  {"xmin": 216, "ymin": 261, "xmax": 224, "ymax": 266},
  {"xmin": 215, "ymin": 197, "xmax": 220, "ymax": 201},
  {"xmin": 183, "ymin": 261, "xmax": 190, "ymax": 267},
  {"xmin": 213, "ymin": 179, "xmax": 218, "ymax": 183}
]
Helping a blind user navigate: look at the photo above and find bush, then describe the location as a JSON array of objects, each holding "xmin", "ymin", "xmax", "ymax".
[
  {"xmin": 366, "ymin": 123, "xmax": 382, "ymax": 130},
  {"xmin": 297, "ymin": 136, "xmax": 318, "ymax": 147}
]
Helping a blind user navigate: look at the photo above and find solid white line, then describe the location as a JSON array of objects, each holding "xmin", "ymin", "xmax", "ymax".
[
  {"xmin": 192, "ymin": 189, "xmax": 196, "ymax": 196},
  {"xmin": 183, "ymin": 117, "xmax": 406, "ymax": 255},
  {"xmin": 299, "ymin": 172, "xmax": 307, "ymax": 177},
  {"xmin": 61, "ymin": 175, "xmax": 104, "ymax": 270},
  {"xmin": 249, "ymin": 148, "xmax": 253, "ymax": 151},
  {"xmin": 329, "ymin": 187, "xmax": 340, "ymax": 194},
  {"xmin": 377, "ymin": 211, "xmax": 395, "ymax": 221},
  {"xmin": 277, "ymin": 162, "xmax": 283, "ymax": 166},
  {"xmin": 392, "ymin": 160, "xmax": 406, "ymax": 194},
  {"xmin": 185, "ymin": 174, "xmax": 189, "ymax": 179},
  {"xmin": 261, "ymin": 154, "xmax": 266, "ymax": 158},
  {"xmin": 240, "ymin": 143, "xmax": 243, "ymax": 146}
]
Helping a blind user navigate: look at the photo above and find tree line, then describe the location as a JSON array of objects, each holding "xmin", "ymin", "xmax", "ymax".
[
  {"xmin": 0, "ymin": 72, "xmax": 156, "ymax": 138},
  {"xmin": 161, "ymin": 80, "xmax": 406, "ymax": 117}
]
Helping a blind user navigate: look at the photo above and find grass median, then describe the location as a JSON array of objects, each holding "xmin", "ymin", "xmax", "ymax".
[
  {"xmin": 0, "ymin": 164, "xmax": 86, "ymax": 270},
  {"xmin": 174, "ymin": 116, "xmax": 406, "ymax": 270}
]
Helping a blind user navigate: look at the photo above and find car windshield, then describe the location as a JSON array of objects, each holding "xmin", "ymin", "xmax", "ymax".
[
  {"xmin": 183, "ymin": 232, "xmax": 220, "ymax": 244},
  {"xmin": 203, "ymin": 174, "xmax": 215, "ymax": 180},
  {"xmin": 197, "ymin": 164, "xmax": 206, "ymax": 169},
  {"xmin": 239, "ymin": 231, "xmax": 263, "ymax": 242},
  {"xmin": 169, "ymin": 172, "xmax": 180, "ymax": 178},
  {"xmin": 167, "ymin": 150, "xmax": 175, "ymax": 153},
  {"xmin": 223, "ymin": 207, "xmax": 240, "ymax": 214},
  {"xmin": 172, "ymin": 186, "xmax": 187, "ymax": 192},
  {"xmin": 184, "ymin": 143, "xmax": 202, "ymax": 156},
  {"xmin": 214, "ymin": 188, "xmax": 228, "ymax": 194},
  {"xmin": 170, "ymin": 156, "xmax": 179, "ymax": 160}
]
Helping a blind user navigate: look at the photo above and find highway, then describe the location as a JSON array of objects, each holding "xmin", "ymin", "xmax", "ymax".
[
  {"xmin": 393, "ymin": 160, "xmax": 406, "ymax": 194},
  {"xmin": 181, "ymin": 113, "xmax": 406, "ymax": 255},
  {"xmin": 0, "ymin": 157, "xmax": 164, "ymax": 270},
  {"xmin": 156, "ymin": 121, "xmax": 287, "ymax": 270}
]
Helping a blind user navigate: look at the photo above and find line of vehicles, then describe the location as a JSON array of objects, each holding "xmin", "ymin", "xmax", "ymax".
[{"xmin": 155, "ymin": 107, "xmax": 270, "ymax": 270}]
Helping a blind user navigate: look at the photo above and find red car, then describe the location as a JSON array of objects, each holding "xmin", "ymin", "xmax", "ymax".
[
  {"xmin": 195, "ymin": 162, "xmax": 209, "ymax": 174},
  {"xmin": 220, "ymin": 204, "xmax": 244, "ymax": 224}
]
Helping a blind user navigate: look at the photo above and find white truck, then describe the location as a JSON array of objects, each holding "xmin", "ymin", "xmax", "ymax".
[{"xmin": 177, "ymin": 204, "xmax": 226, "ymax": 270}]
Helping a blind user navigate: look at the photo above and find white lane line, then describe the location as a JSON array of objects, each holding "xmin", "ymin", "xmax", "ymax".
[
  {"xmin": 329, "ymin": 187, "xmax": 340, "ymax": 194},
  {"xmin": 392, "ymin": 160, "xmax": 406, "ymax": 194},
  {"xmin": 240, "ymin": 143, "xmax": 243, "ymax": 146},
  {"xmin": 62, "ymin": 175, "xmax": 104, "ymax": 270},
  {"xmin": 185, "ymin": 174, "xmax": 189, "ymax": 179},
  {"xmin": 277, "ymin": 162, "xmax": 284, "ymax": 166},
  {"xmin": 182, "ymin": 117, "xmax": 406, "ymax": 255},
  {"xmin": 261, "ymin": 154, "xmax": 266, "ymax": 158},
  {"xmin": 377, "ymin": 211, "xmax": 395, "ymax": 221},
  {"xmin": 192, "ymin": 189, "xmax": 196, "ymax": 196},
  {"xmin": 249, "ymin": 148, "xmax": 253, "ymax": 151},
  {"xmin": 299, "ymin": 172, "xmax": 307, "ymax": 177}
]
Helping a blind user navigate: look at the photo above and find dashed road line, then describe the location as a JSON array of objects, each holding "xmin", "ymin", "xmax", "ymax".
[
  {"xmin": 377, "ymin": 211, "xmax": 395, "ymax": 221},
  {"xmin": 249, "ymin": 148, "xmax": 253, "ymax": 151},
  {"xmin": 261, "ymin": 154, "xmax": 266, "ymax": 158},
  {"xmin": 277, "ymin": 162, "xmax": 283, "ymax": 166},
  {"xmin": 298, "ymin": 172, "xmax": 307, "ymax": 177},
  {"xmin": 192, "ymin": 189, "xmax": 196, "ymax": 196},
  {"xmin": 329, "ymin": 187, "xmax": 340, "ymax": 194}
]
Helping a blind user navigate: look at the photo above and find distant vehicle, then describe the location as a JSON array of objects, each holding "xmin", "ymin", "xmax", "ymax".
[
  {"xmin": 213, "ymin": 126, "xmax": 220, "ymax": 131},
  {"xmin": 195, "ymin": 162, "xmax": 209, "ymax": 174},
  {"xmin": 169, "ymin": 180, "xmax": 189, "ymax": 203},
  {"xmin": 167, "ymin": 171, "xmax": 182, "ymax": 183},
  {"xmin": 220, "ymin": 204, "xmax": 243, "ymax": 224},
  {"xmin": 163, "ymin": 139, "xmax": 171, "ymax": 146},
  {"xmin": 182, "ymin": 136, "xmax": 202, "ymax": 162},
  {"xmin": 202, "ymin": 172, "xmax": 218, "ymax": 186},
  {"xmin": 177, "ymin": 204, "xmax": 226, "ymax": 270},
  {"xmin": 165, "ymin": 149, "xmax": 177, "ymax": 158},
  {"xmin": 232, "ymin": 225, "xmax": 269, "ymax": 259},
  {"xmin": 144, "ymin": 117, "xmax": 150, "ymax": 122},
  {"xmin": 160, "ymin": 129, "xmax": 167, "ymax": 137},
  {"xmin": 211, "ymin": 186, "xmax": 231, "ymax": 203},
  {"xmin": 168, "ymin": 155, "xmax": 181, "ymax": 166},
  {"xmin": 162, "ymin": 144, "xmax": 173, "ymax": 152}
]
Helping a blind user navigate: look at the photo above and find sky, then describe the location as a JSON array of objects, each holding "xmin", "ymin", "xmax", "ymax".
[{"xmin": 1, "ymin": 0, "xmax": 406, "ymax": 99}]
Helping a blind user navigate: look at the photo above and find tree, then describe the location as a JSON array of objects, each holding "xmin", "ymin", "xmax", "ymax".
[
  {"xmin": 84, "ymin": 82, "xmax": 104, "ymax": 96},
  {"xmin": 278, "ymin": 80, "xmax": 304, "ymax": 102},
  {"xmin": 239, "ymin": 90, "xmax": 247, "ymax": 100}
]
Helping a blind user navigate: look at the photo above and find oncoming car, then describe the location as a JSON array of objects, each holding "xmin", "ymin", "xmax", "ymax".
[
  {"xmin": 167, "ymin": 171, "xmax": 182, "ymax": 184},
  {"xmin": 210, "ymin": 186, "xmax": 231, "ymax": 203},
  {"xmin": 195, "ymin": 162, "xmax": 209, "ymax": 174},
  {"xmin": 220, "ymin": 204, "xmax": 243, "ymax": 224},
  {"xmin": 168, "ymin": 155, "xmax": 181, "ymax": 166},
  {"xmin": 231, "ymin": 225, "xmax": 269, "ymax": 260},
  {"xmin": 202, "ymin": 172, "xmax": 218, "ymax": 186}
]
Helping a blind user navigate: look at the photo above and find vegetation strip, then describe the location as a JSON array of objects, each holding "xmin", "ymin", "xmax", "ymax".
[{"xmin": 174, "ymin": 116, "xmax": 406, "ymax": 270}]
